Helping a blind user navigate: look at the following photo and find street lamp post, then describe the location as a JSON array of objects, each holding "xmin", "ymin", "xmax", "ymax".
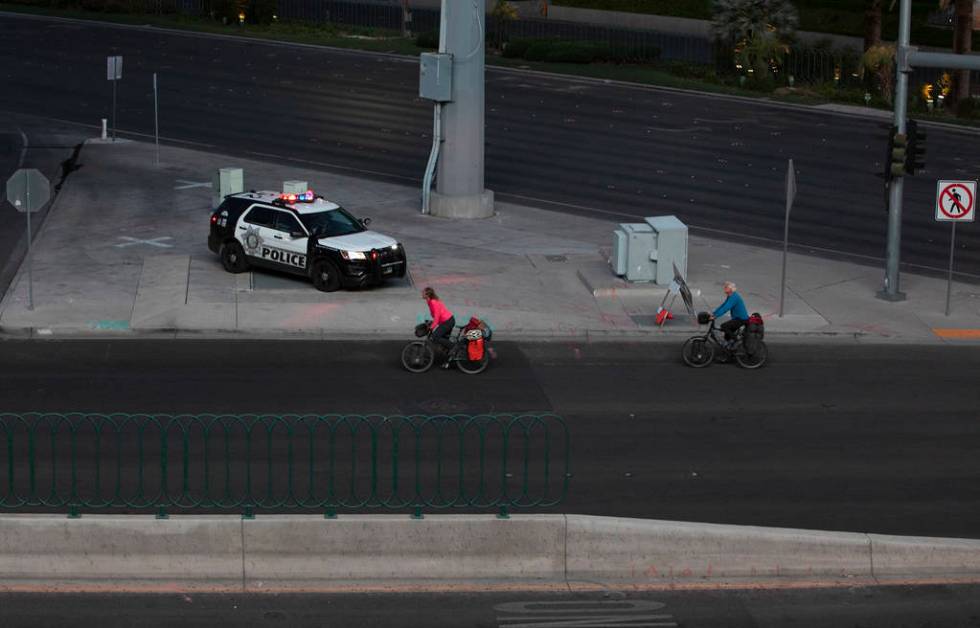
[{"xmin": 429, "ymin": 0, "xmax": 495, "ymax": 219}]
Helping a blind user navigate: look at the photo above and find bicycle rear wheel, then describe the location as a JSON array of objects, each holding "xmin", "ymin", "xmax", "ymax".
[
  {"xmin": 681, "ymin": 336, "xmax": 714, "ymax": 368},
  {"xmin": 401, "ymin": 341, "xmax": 435, "ymax": 373},
  {"xmin": 735, "ymin": 341, "xmax": 768, "ymax": 369},
  {"xmin": 456, "ymin": 349, "xmax": 490, "ymax": 375}
]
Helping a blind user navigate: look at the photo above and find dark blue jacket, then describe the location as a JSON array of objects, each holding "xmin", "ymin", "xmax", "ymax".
[{"xmin": 713, "ymin": 292, "xmax": 749, "ymax": 321}]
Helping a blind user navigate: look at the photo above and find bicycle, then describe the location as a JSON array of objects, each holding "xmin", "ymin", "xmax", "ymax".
[
  {"xmin": 681, "ymin": 312, "xmax": 768, "ymax": 369},
  {"xmin": 401, "ymin": 322, "xmax": 491, "ymax": 375}
]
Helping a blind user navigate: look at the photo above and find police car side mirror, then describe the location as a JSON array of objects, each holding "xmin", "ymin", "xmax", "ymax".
[
  {"xmin": 289, "ymin": 231, "xmax": 304, "ymax": 239},
  {"xmin": 361, "ymin": 217, "xmax": 372, "ymax": 227}
]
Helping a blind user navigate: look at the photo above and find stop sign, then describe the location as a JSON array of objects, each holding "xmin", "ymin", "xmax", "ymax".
[{"xmin": 5, "ymin": 168, "xmax": 50, "ymax": 213}]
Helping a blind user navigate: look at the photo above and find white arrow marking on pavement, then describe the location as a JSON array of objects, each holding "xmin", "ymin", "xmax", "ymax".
[
  {"xmin": 174, "ymin": 180, "xmax": 212, "ymax": 190},
  {"xmin": 115, "ymin": 236, "xmax": 174, "ymax": 248}
]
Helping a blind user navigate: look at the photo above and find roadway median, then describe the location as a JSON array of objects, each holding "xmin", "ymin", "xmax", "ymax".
[{"xmin": 1, "ymin": 514, "xmax": 980, "ymax": 592}]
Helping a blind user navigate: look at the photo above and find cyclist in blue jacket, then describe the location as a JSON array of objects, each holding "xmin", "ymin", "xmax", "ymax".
[{"xmin": 710, "ymin": 281, "xmax": 749, "ymax": 344}]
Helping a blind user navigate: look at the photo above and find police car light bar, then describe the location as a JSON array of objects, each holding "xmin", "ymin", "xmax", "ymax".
[{"xmin": 280, "ymin": 190, "xmax": 316, "ymax": 203}]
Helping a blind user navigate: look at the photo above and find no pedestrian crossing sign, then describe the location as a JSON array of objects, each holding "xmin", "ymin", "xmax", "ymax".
[{"xmin": 935, "ymin": 180, "xmax": 976, "ymax": 222}]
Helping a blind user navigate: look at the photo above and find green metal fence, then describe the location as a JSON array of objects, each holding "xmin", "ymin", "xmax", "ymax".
[{"xmin": 0, "ymin": 413, "xmax": 569, "ymax": 518}]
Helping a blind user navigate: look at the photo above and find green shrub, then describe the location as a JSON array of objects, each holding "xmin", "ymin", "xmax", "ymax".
[
  {"xmin": 416, "ymin": 30, "xmax": 439, "ymax": 49},
  {"xmin": 665, "ymin": 60, "xmax": 716, "ymax": 81},
  {"xmin": 502, "ymin": 38, "xmax": 532, "ymax": 58},
  {"xmin": 524, "ymin": 40, "xmax": 556, "ymax": 62},
  {"xmin": 210, "ymin": 0, "xmax": 244, "ymax": 23},
  {"xmin": 957, "ymin": 98, "xmax": 980, "ymax": 120},
  {"xmin": 246, "ymin": 0, "xmax": 275, "ymax": 24},
  {"xmin": 545, "ymin": 41, "xmax": 599, "ymax": 64}
]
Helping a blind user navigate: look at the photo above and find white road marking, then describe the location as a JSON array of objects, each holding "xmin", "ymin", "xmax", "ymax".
[
  {"xmin": 114, "ymin": 236, "xmax": 174, "ymax": 248},
  {"xmin": 174, "ymin": 179, "xmax": 212, "ymax": 190}
]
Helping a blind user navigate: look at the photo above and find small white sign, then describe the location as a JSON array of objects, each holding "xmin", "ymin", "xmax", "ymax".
[
  {"xmin": 107, "ymin": 55, "xmax": 123, "ymax": 81},
  {"xmin": 935, "ymin": 180, "xmax": 977, "ymax": 222}
]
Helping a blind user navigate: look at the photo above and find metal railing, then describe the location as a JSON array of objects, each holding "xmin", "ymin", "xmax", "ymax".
[{"xmin": 0, "ymin": 413, "xmax": 569, "ymax": 518}]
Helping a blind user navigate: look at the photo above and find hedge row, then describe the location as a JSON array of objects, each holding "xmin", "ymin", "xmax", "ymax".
[{"xmin": 503, "ymin": 39, "xmax": 660, "ymax": 64}]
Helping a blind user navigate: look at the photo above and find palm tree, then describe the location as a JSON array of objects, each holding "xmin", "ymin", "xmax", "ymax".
[
  {"xmin": 711, "ymin": 0, "xmax": 799, "ymax": 44},
  {"xmin": 712, "ymin": 0, "xmax": 799, "ymax": 81},
  {"xmin": 864, "ymin": 0, "xmax": 884, "ymax": 51},
  {"xmin": 940, "ymin": 0, "xmax": 974, "ymax": 111}
]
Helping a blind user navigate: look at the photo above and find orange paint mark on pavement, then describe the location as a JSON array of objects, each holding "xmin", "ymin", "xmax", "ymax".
[{"xmin": 933, "ymin": 329, "xmax": 980, "ymax": 339}]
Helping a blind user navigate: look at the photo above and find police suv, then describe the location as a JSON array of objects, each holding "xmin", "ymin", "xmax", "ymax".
[{"xmin": 208, "ymin": 190, "xmax": 407, "ymax": 292}]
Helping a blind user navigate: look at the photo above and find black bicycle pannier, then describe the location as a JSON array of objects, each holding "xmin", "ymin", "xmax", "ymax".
[{"xmin": 743, "ymin": 313, "xmax": 764, "ymax": 354}]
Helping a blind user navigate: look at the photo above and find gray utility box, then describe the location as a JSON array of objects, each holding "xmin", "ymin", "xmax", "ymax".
[
  {"xmin": 283, "ymin": 180, "xmax": 308, "ymax": 194},
  {"xmin": 611, "ymin": 216, "xmax": 688, "ymax": 284},
  {"xmin": 419, "ymin": 52, "xmax": 453, "ymax": 102},
  {"xmin": 212, "ymin": 167, "xmax": 244, "ymax": 209}
]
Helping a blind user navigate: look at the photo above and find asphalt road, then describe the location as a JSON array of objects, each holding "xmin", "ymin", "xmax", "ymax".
[
  {"xmin": 2, "ymin": 586, "xmax": 980, "ymax": 627},
  {"xmin": 1, "ymin": 339, "xmax": 979, "ymax": 539},
  {"xmin": 2, "ymin": 13, "xmax": 980, "ymax": 277}
]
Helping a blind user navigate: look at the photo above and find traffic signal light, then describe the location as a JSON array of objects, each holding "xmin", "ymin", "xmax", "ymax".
[
  {"xmin": 886, "ymin": 125, "xmax": 908, "ymax": 180},
  {"xmin": 906, "ymin": 119, "xmax": 926, "ymax": 176}
]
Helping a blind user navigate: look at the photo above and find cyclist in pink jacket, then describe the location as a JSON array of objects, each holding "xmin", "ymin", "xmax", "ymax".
[{"xmin": 423, "ymin": 287, "xmax": 456, "ymax": 364}]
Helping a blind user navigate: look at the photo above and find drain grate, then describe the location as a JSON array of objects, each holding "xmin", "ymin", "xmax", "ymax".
[{"xmin": 545, "ymin": 255, "xmax": 567, "ymax": 263}]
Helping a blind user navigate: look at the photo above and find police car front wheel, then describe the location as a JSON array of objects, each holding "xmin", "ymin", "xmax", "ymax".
[
  {"xmin": 312, "ymin": 260, "xmax": 341, "ymax": 292},
  {"xmin": 220, "ymin": 241, "xmax": 249, "ymax": 274}
]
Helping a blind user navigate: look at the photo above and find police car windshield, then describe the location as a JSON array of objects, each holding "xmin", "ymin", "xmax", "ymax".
[{"xmin": 299, "ymin": 207, "xmax": 365, "ymax": 238}]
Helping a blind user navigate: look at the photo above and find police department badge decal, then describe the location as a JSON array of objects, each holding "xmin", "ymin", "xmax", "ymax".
[{"xmin": 243, "ymin": 226, "xmax": 263, "ymax": 254}]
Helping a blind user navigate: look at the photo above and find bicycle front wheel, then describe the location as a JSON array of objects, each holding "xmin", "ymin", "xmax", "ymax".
[
  {"xmin": 401, "ymin": 341, "xmax": 435, "ymax": 373},
  {"xmin": 682, "ymin": 336, "xmax": 714, "ymax": 368}
]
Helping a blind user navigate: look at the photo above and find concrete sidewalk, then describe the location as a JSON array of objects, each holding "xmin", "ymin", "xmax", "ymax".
[{"xmin": 1, "ymin": 139, "xmax": 979, "ymax": 343}]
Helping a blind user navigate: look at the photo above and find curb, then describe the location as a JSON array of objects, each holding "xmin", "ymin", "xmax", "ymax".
[
  {"xmin": 1, "ymin": 514, "xmax": 979, "ymax": 592},
  {"xmin": 0, "ymin": 325, "xmax": 889, "ymax": 344}
]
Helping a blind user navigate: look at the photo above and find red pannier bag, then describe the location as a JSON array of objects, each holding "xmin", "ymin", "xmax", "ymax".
[{"xmin": 468, "ymin": 338, "xmax": 485, "ymax": 361}]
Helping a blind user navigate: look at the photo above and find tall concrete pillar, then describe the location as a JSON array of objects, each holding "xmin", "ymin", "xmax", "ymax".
[{"xmin": 430, "ymin": 0, "xmax": 495, "ymax": 219}]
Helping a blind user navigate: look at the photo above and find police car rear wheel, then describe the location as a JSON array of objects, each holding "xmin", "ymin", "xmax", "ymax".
[
  {"xmin": 312, "ymin": 260, "xmax": 341, "ymax": 292},
  {"xmin": 220, "ymin": 242, "xmax": 249, "ymax": 274}
]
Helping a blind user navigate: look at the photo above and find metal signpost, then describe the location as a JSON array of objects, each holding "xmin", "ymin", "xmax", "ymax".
[
  {"xmin": 5, "ymin": 169, "xmax": 51, "ymax": 311},
  {"xmin": 779, "ymin": 158, "xmax": 797, "ymax": 318},
  {"xmin": 107, "ymin": 55, "xmax": 123, "ymax": 141},
  {"xmin": 935, "ymin": 180, "xmax": 976, "ymax": 316},
  {"xmin": 881, "ymin": 0, "xmax": 980, "ymax": 301}
]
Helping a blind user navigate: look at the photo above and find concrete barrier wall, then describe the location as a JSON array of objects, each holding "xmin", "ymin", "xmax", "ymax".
[
  {"xmin": 2, "ymin": 514, "xmax": 980, "ymax": 591},
  {"xmin": 0, "ymin": 515, "xmax": 242, "ymax": 589},
  {"xmin": 565, "ymin": 515, "xmax": 872, "ymax": 581},
  {"xmin": 870, "ymin": 533, "xmax": 980, "ymax": 577},
  {"xmin": 243, "ymin": 515, "xmax": 565, "ymax": 589}
]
